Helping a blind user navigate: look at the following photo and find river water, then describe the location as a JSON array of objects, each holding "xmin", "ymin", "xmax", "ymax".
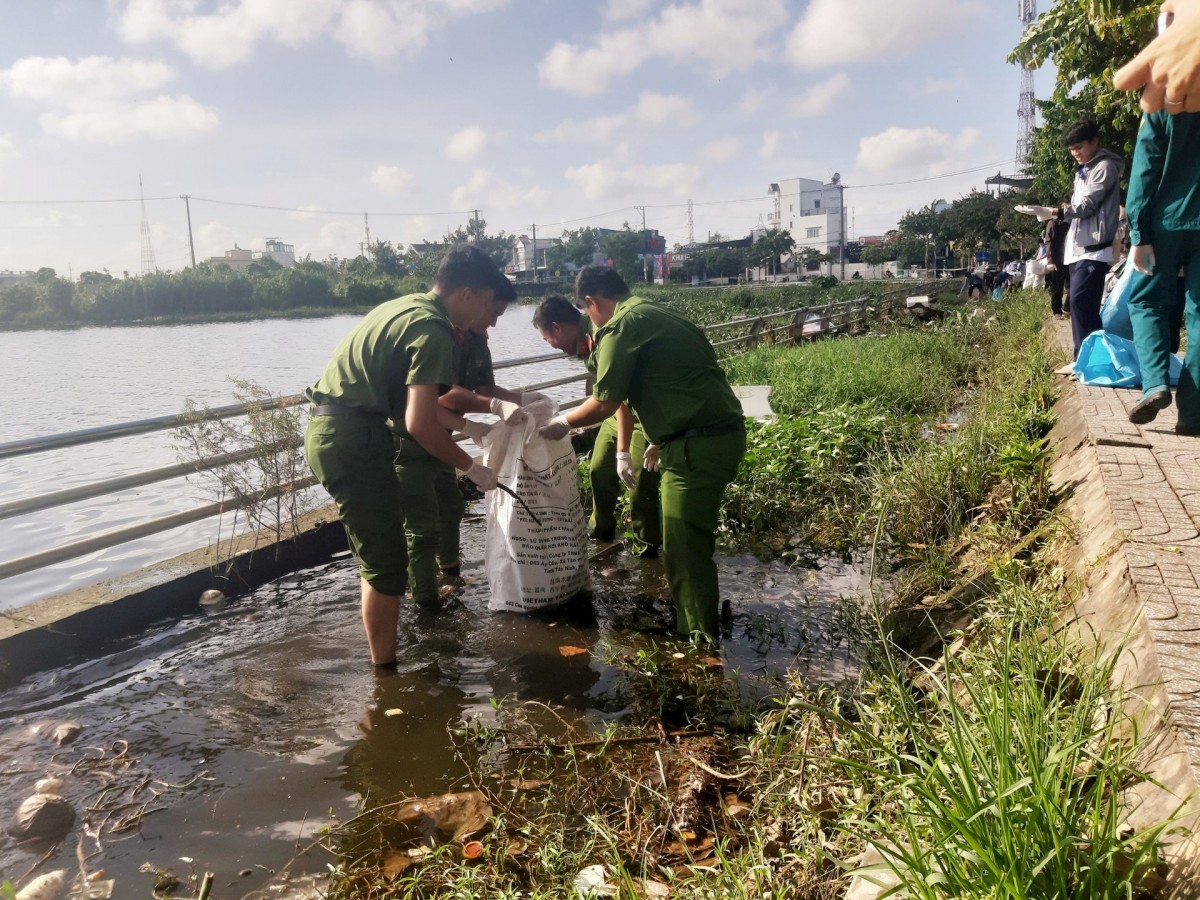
[{"xmin": 0, "ymin": 306, "xmax": 583, "ymax": 611}]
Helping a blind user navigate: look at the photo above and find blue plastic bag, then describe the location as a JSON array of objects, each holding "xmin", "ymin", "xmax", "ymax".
[
  {"xmin": 992, "ymin": 286, "xmax": 1004, "ymax": 302},
  {"xmin": 1099, "ymin": 261, "xmax": 1135, "ymax": 340},
  {"xmin": 1073, "ymin": 330, "xmax": 1181, "ymax": 387}
]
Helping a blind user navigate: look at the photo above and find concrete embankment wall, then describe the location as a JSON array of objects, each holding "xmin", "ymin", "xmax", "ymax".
[
  {"xmin": 0, "ymin": 506, "xmax": 347, "ymax": 689},
  {"xmin": 1049, "ymin": 374, "xmax": 1200, "ymax": 890}
]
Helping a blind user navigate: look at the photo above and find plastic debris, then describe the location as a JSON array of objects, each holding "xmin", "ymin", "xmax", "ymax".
[{"xmin": 9, "ymin": 794, "xmax": 76, "ymax": 840}]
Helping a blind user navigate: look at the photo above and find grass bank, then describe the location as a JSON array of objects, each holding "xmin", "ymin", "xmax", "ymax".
[{"xmin": 316, "ymin": 292, "xmax": 1179, "ymax": 898}]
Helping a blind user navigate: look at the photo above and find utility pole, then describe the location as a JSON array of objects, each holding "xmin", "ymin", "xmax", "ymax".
[
  {"xmin": 530, "ymin": 223, "xmax": 537, "ymax": 280},
  {"xmin": 364, "ymin": 213, "xmax": 371, "ymax": 251},
  {"xmin": 636, "ymin": 205, "xmax": 648, "ymax": 283},
  {"xmin": 181, "ymin": 194, "xmax": 196, "ymax": 268}
]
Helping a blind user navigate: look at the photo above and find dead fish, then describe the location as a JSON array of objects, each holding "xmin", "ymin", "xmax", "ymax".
[
  {"xmin": 52, "ymin": 723, "xmax": 81, "ymax": 746},
  {"xmin": 10, "ymin": 794, "xmax": 75, "ymax": 840},
  {"xmin": 199, "ymin": 589, "xmax": 226, "ymax": 607},
  {"xmin": 15, "ymin": 870, "xmax": 66, "ymax": 900}
]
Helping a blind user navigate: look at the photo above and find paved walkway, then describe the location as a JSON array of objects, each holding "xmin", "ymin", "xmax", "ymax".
[{"xmin": 1071, "ymin": 368, "xmax": 1200, "ymax": 759}]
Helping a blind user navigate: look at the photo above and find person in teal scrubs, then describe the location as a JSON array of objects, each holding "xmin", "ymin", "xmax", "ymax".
[{"xmin": 1124, "ymin": 110, "xmax": 1200, "ymax": 431}]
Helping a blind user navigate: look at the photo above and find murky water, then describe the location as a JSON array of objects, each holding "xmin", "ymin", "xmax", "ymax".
[{"xmin": 0, "ymin": 520, "xmax": 866, "ymax": 896}]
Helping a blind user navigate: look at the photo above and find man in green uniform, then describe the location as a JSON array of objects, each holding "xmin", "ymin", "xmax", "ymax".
[
  {"xmin": 539, "ymin": 268, "xmax": 745, "ymax": 638},
  {"xmin": 532, "ymin": 295, "xmax": 661, "ymax": 554},
  {"xmin": 304, "ymin": 245, "xmax": 509, "ymax": 667},
  {"xmin": 394, "ymin": 277, "xmax": 537, "ymax": 607}
]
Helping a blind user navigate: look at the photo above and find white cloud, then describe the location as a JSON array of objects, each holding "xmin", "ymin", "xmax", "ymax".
[
  {"xmin": 539, "ymin": 0, "xmax": 790, "ymax": 95},
  {"xmin": 288, "ymin": 204, "xmax": 324, "ymax": 221},
  {"xmin": 759, "ymin": 130, "xmax": 782, "ymax": 159},
  {"xmin": 606, "ymin": 0, "xmax": 656, "ymax": 20},
  {"xmin": 369, "ymin": 164, "xmax": 414, "ymax": 195},
  {"xmin": 445, "ymin": 125, "xmax": 489, "ymax": 161},
  {"xmin": 197, "ymin": 220, "xmax": 240, "ymax": 258},
  {"xmin": 924, "ymin": 71, "xmax": 969, "ymax": 94},
  {"xmin": 0, "ymin": 56, "xmax": 218, "ymax": 144},
  {"xmin": 564, "ymin": 160, "xmax": 701, "ymax": 200},
  {"xmin": 0, "ymin": 135, "xmax": 18, "ymax": 162},
  {"xmin": 450, "ymin": 169, "xmax": 547, "ymax": 210},
  {"xmin": 698, "ymin": 137, "xmax": 741, "ymax": 163},
  {"xmin": 788, "ymin": 72, "xmax": 852, "ymax": 117},
  {"xmin": 855, "ymin": 125, "xmax": 982, "ymax": 174},
  {"xmin": 538, "ymin": 91, "xmax": 696, "ymax": 142},
  {"xmin": 1, "ymin": 55, "xmax": 174, "ymax": 103},
  {"xmin": 113, "ymin": 0, "xmax": 509, "ymax": 68},
  {"xmin": 740, "ymin": 88, "xmax": 770, "ymax": 115},
  {"xmin": 788, "ymin": 0, "xmax": 982, "ymax": 69},
  {"xmin": 41, "ymin": 95, "xmax": 218, "ymax": 143}
]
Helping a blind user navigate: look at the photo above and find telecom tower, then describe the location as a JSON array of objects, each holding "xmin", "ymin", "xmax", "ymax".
[
  {"xmin": 139, "ymin": 175, "xmax": 158, "ymax": 275},
  {"xmin": 1016, "ymin": 0, "xmax": 1038, "ymax": 173},
  {"xmin": 686, "ymin": 199, "xmax": 694, "ymax": 245}
]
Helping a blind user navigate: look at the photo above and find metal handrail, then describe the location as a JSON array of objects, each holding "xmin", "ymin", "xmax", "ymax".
[{"xmin": 1, "ymin": 286, "xmax": 939, "ymax": 583}]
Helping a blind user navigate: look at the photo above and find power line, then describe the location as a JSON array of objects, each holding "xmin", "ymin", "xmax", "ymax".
[
  {"xmin": 0, "ymin": 196, "xmax": 176, "ymax": 205},
  {"xmin": 845, "ymin": 159, "xmax": 1018, "ymax": 189},
  {"xmin": 187, "ymin": 196, "xmax": 474, "ymax": 218}
]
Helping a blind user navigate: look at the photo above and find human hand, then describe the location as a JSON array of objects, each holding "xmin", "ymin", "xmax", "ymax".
[
  {"xmin": 1114, "ymin": 0, "xmax": 1200, "ymax": 113},
  {"xmin": 460, "ymin": 419, "xmax": 493, "ymax": 443},
  {"xmin": 616, "ymin": 451, "xmax": 636, "ymax": 489},
  {"xmin": 539, "ymin": 414, "xmax": 571, "ymax": 441},
  {"xmin": 643, "ymin": 443, "xmax": 660, "ymax": 473},
  {"xmin": 1131, "ymin": 244, "xmax": 1157, "ymax": 275},
  {"xmin": 489, "ymin": 397, "xmax": 525, "ymax": 424},
  {"xmin": 520, "ymin": 391, "xmax": 550, "ymax": 405},
  {"xmin": 465, "ymin": 461, "xmax": 498, "ymax": 491}
]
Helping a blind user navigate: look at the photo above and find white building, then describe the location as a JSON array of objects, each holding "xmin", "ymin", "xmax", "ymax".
[
  {"xmin": 511, "ymin": 235, "xmax": 557, "ymax": 274},
  {"xmin": 204, "ymin": 238, "xmax": 296, "ymax": 272},
  {"xmin": 767, "ymin": 176, "xmax": 847, "ymax": 269}
]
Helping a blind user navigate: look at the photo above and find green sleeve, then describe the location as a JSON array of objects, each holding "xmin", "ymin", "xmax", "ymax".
[
  {"xmin": 1127, "ymin": 113, "xmax": 1168, "ymax": 247},
  {"xmin": 593, "ymin": 319, "xmax": 644, "ymax": 403},
  {"xmin": 405, "ymin": 321, "xmax": 456, "ymax": 387}
]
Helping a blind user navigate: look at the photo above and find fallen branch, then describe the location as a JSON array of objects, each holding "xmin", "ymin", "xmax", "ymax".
[{"xmin": 506, "ymin": 728, "xmax": 713, "ymax": 754}]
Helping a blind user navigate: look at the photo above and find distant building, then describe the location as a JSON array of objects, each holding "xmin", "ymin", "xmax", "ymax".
[
  {"xmin": 203, "ymin": 238, "xmax": 296, "ymax": 272},
  {"xmin": 512, "ymin": 235, "xmax": 559, "ymax": 274},
  {"xmin": 767, "ymin": 177, "xmax": 847, "ymax": 269},
  {"xmin": 0, "ymin": 270, "xmax": 35, "ymax": 288}
]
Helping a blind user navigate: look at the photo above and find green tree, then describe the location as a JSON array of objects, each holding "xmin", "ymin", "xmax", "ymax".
[
  {"xmin": 752, "ymin": 229, "xmax": 795, "ymax": 274},
  {"xmin": 604, "ymin": 225, "xmax": 644, "ymax": 283},
  {"xmin": 1011, "ymin": 0, "xmax": 1156, "ymax": 201},
  {"xmin": 860, "ymin": 244, "xmax": 888, "ymax": 276}
]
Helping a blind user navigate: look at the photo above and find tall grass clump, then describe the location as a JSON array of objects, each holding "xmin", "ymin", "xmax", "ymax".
[
  {"xmin": 724, "ymin": 324, "xmax": 981, "ymax": 419},
  {"xmin": 744, "ymin": 555, "xmax": 1177, "ymax": 900}
]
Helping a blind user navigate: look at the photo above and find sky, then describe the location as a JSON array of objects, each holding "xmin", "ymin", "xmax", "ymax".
[{"xmin": 0, "ymin": 0, "xmax": 1043, "ymax": 277}]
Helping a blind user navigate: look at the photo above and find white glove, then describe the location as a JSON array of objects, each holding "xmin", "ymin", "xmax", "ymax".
[
  {"xmin": 459, "ymin": 420, "xmax": 492, "ymax": 443},
  {"xmin": 465, "ymin": 461, "xmax": 497, "ymax": 491},
  {"xmin": 616, "ymin": 451, "xmax": 636, "ymax": 489},
  {"xmin": 520, "ymin": 391, "xmax": 550, "ymax": 406},
  {"xmin": 539, "ymin": 414, "xmax": 571, "ymax": 441},
  {"xmin": 489, "ymin": 397, "xmax": 525, "ymax": 424},
  {"xmin": 643, "ymin": 443, "xmax": 660, "ymax": 473}
]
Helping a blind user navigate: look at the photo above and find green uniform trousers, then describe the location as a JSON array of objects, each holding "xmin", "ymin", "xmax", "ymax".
[
  {"xmin": 305, "ymin": 415, "xmax": 408, "ymax": 596},
  {"xmin": 394, "ymin": 436, "xmax": 465, "ymax": 606},
  {"xmin": 659, "ymin": 427, "xmax": 746, "ymax": 637},
  {"xmin": 589, "ymin": 415, "xmax": 662, "ymax": 548},
  {"xmin": 1128, "ymin": 230, "xmax": 1200, "ymax": 427}
]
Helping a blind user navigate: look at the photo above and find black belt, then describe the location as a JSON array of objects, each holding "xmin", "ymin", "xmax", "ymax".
[
  {"xmin": 659, "ymin": 421, "xmax": 744, "ymax": 444},
  {"xmin": 310, "ymin": 403, "xmax": 377, "ymax": 418}
]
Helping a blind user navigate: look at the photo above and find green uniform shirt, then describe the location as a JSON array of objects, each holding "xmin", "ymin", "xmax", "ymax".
[
  {"xmin": 307, "ymin": 292, "xmax": 455, "ymax": 423},
  {"xmin": 456, "ymin": 329, "xmax": 496, "ymax": 393},
  {"xmin": 1127, "ymin": 111, "xmax": 1200, "ymax": 246},
  {"xmin": 592, "ymin": 296, "xmax": 742, "ymax": 443},
  {"xmin": 577, "ymin": 317, "xmax": 598, "ymax": 378}
]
